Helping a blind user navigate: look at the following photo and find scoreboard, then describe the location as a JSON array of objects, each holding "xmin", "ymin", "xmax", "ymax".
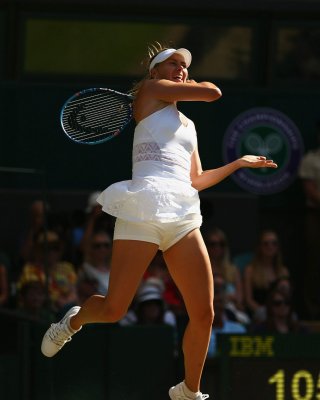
[{"xmin": 214, "ymin": 334, "xmax": 320, "ymax": 400}]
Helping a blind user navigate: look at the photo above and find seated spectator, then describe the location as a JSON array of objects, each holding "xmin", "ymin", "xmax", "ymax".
[
  {"xmin": 120, "ymin": 277, "xmax": 177, "ymax": 328},
  {"xmin": 65, "ymin": 208, "xmax": 87, "ymax": 268},
  {"xmin": 269, "ymin": 276, "xmax": 300, "ymax": 321},
  {"xmin": 17, "ymin": 280, "xmax": 54, "ymax": 322},
  {"xmin": 76, "ymin": 277, "xmax": 98, "ymax": 306},
  {"xmin": 77, "ymin": 230, "xmax": 112, "ymax": 298},
  {"xmin": 19, "ymin": 200, "xmax": 47, "ymax": 264},
  {"xmin": 204, "ymin": 227, "xmax": 249, "ymax": 325},
  {"xmin": 298, "ymin": 121, "xmax": 320, "ymax": 319},
  {"xmin": 17, "ymin": 230, "xmax": 78, "ymax": 316},
  {"xmin": 79, "ymin": 191, "xmax": 115, "ymax": 257},
  {"xmin": 243, "ymin": 229, "xmax": 289, "ymax": 323},
  {"xmin": 143, "ymin": 252, "xmax": 188, "ymax": 361},
  {"xmin": 251, "ymin": 287, "xmax": 308, "ymax": 334},
  {"xmin": 208, "ymin": 274, "xmax": 246, "ymax": 358}
]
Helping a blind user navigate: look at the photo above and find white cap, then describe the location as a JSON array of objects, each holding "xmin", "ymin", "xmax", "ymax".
[
  {"xmin": 149, "ymin": 48, "xmax": 192, "ymax": 71},
  {"xmin": 136, "ymin": 278, "xmax": 165, "ymax": 304}
]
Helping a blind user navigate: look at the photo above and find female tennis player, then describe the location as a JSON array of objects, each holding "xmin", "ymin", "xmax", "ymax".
[{"xmin": 41, "ymin": 43, "xmax": 277, "ymax": 400}]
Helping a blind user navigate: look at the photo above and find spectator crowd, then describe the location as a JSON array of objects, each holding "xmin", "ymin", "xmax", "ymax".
[{"xmin": 0, "ymin": 187, "xmax": 316, "ymax": 360}]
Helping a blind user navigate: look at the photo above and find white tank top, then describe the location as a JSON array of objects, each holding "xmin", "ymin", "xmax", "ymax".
[{"xmin": 97, "ymin": 104, "xmax": 201, "ymax": 222}]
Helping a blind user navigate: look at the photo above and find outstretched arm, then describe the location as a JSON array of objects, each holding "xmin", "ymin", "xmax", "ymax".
[{"xmin": 190, "ymin": 148, "xmax": 278, "ymax": 192}]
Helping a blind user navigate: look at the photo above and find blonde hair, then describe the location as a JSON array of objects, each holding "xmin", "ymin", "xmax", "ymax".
[
  {"xmin": 204, "ymin": 227, "xmax": 237, "ymax": 284},
  {"xmin": 251, "ymin": 229, "xmax": 288, "ymax": 288},
  {"xmin": 130, "ymin": 41, "xmax": 171, "ymax": 97}
]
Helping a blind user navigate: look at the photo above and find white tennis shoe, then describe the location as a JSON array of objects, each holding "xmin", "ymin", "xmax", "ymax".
[
  {"xmin": 41, "ymin": 306, "xmax": 81, "ymax": 357},
  {"xmin": 169, "ymin": 382, "xmax": 209, "ymax": 400}
]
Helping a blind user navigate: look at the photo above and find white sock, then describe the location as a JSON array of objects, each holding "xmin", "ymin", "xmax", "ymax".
[{"xmin": 182, "ymin": 381, "xmax": 201, "ymax": 399}]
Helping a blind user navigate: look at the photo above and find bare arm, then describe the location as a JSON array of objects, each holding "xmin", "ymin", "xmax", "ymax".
[
  {"xmin": 190, "ymin": 149, "xmax": 278, "ymax": 191},
  {"xmin": 140, "ymin": 78, "xmax": 222, "ymax": 103},
  {"xmin": 80, "ymin": 206, "xmax": 103, "ymax": 258}
]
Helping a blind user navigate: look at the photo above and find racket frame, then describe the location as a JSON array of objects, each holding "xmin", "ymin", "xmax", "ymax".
[{"xmin": 60, "ymin": 87, "xmax": 134, "ymax": 145}]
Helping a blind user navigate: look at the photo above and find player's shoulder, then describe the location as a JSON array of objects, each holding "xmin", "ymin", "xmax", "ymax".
[{"xmin": 141, "ymin": 78, "xmax": 173, "ymax": 91}]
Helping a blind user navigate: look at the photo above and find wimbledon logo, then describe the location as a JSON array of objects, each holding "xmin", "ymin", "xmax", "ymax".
[{"xmin": 223, "ymin": 107, "xmax": 304, "ymax": 195}]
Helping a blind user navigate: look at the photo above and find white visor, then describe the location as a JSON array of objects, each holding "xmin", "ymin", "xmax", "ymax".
[{"xmin": 149, "ymin": 48, "xmax": 192, "ymax": 71}]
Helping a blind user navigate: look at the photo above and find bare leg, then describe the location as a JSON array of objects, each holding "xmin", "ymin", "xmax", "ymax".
[
  {"xmin": 70, "ymin": 240, "xmax": 159, "ymax": 330},
  {"xmin": 163, "ymin": 229, "xmax": 214, "ymax": 393}
]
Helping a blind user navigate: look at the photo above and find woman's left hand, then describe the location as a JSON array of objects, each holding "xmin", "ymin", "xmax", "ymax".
[{"xmin": 239, "ymin": 155, "xmax": 278, "ymax": 169}]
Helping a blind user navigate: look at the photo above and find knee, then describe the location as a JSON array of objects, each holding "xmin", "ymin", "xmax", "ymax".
[
  {"xmin": 205, "ymin": 306, "xmax": 215, "ymax": 326},
  {"xmin": 189, "ymin": 304, "xmax": 214, "ymax": 327}
]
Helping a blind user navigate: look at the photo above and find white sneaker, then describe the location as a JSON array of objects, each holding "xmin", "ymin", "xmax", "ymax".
[
  {"xmin": 169, "ymin": 382, "xmax": 209, "ymax": 400},
  {"xmin": 41, "ymin": 306, "xmax": 81, "ymax": 357}
]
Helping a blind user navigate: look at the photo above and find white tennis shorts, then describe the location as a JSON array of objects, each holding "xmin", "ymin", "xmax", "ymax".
[{"xmin": 113, "ymin": 214, "xmax": 202, "ymax": 252}]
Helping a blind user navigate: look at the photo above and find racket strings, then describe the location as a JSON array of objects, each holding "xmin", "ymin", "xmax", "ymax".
[
  {"xmin": 66, "ymin": 101, "xmax": 127, "ymax": 124},
  {"xmin": 69, "ymin": 113, "xmax": 130, "ymax": 140},
  {"xmin": 62, "ymin": 95, "xmax": 128, "ymax": 122},
  {"xmin": 70, "ymin": 114, "xmax": 127, "ymax": 133},
  {"xmin": 65, "ymin": 89, "xmax": 132, "ymax": 105},
  {"xmin": 63, "ymin": 94, "xmax": 126, "ymax": 115},
  {"xmin": 62, "ymin": 93, "xmax": 132, "ymax": 142},
  {"xmin": 63, "ymin": 103, "xmax": 127, "ymax": 128},
  {"xmin": 66, "ymin": 110, "xmax": 130, "ymax": 138},
  {"xmin": 66, "ymin": 90, "xmax": 110, "ymax": 104}
]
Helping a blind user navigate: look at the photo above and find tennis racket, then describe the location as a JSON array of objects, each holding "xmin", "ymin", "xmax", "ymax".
[{"xmin": 60, "ymin": 88, "xmax": 134, "ymax": 144}]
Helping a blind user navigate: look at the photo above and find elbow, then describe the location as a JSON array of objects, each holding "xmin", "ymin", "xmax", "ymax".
[
  {"xmin": 206, "ymin": 87, "xmax": 222, "ymax": 102},
  {"xmin": 191, "ymin": 179, "xmax": 204, "ymax": 192},
  {"xmin": 191, "ymin": 183, "xmax": 200, "ymax": 192},
  {"xmin": 191, "ymin": 178, "xmax": 199, "ymax": 191}
]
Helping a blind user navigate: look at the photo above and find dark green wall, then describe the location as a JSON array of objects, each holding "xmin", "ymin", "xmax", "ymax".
[{"xmin": 0, "ymin": 82, "xmax": 317, "ymax": 202}]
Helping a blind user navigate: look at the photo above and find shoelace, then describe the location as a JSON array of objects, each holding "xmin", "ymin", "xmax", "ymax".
[
  {"xmin": 48, "ymin": 323, "xmax": 72, "ymax": 346},
  {"xmin": 179, "ymin": 393, "xmax": 209, "ymax": 400},
  {"xmin": 174, "ymin": 392, "xmax": 209, "ymax": 400}
]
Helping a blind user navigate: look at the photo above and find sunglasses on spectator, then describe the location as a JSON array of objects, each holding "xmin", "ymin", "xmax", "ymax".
[
  {"xmin": 207, "ymin": 241, "xmax": 226, "ymax": 248},
  {"xmin": 272, "ymin": 299, "xmax": 291, "ymax": 307},
  {"xmin": 92, "ymin": 242, "xmax": 111, "ymax": 249}
]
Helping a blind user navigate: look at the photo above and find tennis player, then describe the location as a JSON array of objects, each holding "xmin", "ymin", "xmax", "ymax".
[{"xmin": 41, "ymin": 43, "xmax": 277, "ymax": 400}]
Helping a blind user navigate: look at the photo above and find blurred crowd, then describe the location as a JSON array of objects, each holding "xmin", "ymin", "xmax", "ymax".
[{"xmin": 0, "ymin": 166, "xmax": 319, "ymax": 358}]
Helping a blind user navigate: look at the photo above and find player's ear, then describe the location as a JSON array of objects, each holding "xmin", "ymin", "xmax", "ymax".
[{"xmin": 149, "ymin": 67, "xmax": 158, "ymax": 79}]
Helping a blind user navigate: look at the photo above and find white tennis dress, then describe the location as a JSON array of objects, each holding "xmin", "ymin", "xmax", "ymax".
[{"xmin": 97, "ymin": 104, "xmax": 201, "ymax": 223}]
